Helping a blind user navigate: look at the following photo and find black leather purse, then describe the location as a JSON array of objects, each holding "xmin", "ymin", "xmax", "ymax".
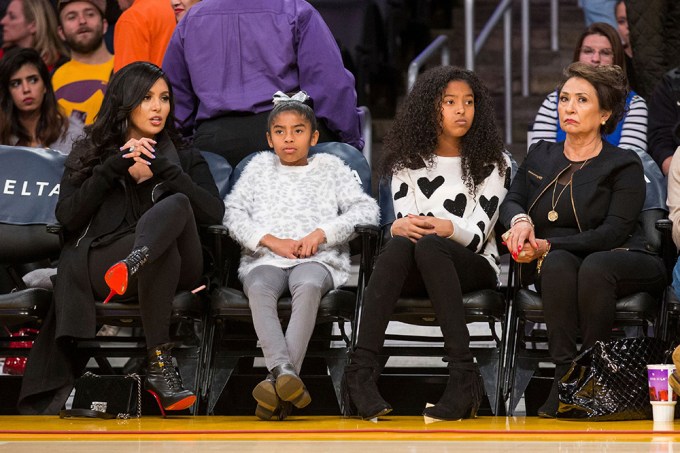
[
  {"xmin": 556, "ymin": 337, "xmax": 670, "ymax": 421},
  {"xmin": 59, "ymin": 372, "xmax": 142, "ymax": 419}
]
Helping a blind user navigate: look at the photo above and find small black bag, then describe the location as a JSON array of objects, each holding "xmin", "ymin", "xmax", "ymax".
[
  {"xmin": 556, "ymin": 337, "xmax": 670, "ymax": 421},
  {"xmin": 59, "ymin": 372, "xmax": 142, "ymax": 419}
]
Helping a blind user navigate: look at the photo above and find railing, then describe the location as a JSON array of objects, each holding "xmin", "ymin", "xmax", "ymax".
[
  {"xmin": 407, "ymin": 0, "xmax": 562, "ymax": 145},
  {"xmin": 406, "ymin": 35, "xmax": 450, "ymax": 93},
  {"xmin": 359, "ymin": 105, "xmax": 372, "ymax": 168},
  {"xmin": 464, "ymin": 0, "xmax": 513, "ymax": 143}
]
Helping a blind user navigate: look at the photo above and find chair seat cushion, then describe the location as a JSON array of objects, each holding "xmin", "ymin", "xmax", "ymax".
[
  {"xmin": 517, "ymin": 288, "xmax": 658, "ymax": 323},
  {"xmin": 94, "ymin": 290, "xmax": 200, "ymax": 326},
  {"xmin": 391, "ymin": 289, "xmax": 505, "ymax": 326},
  {"xmin": 210, "ymin": 287, "xmax": 356, "ymax": 324},
  {"xmin": 0, "ymin": 288, "xmax": 52, "ymax": 327}
]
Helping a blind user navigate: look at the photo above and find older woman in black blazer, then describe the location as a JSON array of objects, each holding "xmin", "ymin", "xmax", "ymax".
[{"xmin": 499, "ymin": 62, "xmax": 666, "ymax": 418}]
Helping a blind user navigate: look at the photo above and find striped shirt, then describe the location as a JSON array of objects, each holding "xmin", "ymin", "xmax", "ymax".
[{"xmin": 530, "ymin": 90, "xmax": 648, "ymax": 151}]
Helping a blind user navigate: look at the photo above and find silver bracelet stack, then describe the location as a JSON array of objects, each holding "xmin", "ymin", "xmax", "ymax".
[{"xmin": 510, "ymin": 213, "xmax": 534, "ymax": 228}]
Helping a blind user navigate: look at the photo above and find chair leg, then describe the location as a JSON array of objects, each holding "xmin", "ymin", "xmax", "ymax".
[
  {"xmin": 326, "ymin": 353, "xmax": 349, "ymax": 410},
  {"xmin": 476, "ymin": 349, "xmax": 500, "ymax": 415}
]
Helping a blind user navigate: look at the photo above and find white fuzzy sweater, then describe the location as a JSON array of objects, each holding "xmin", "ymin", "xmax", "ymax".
[
  {"xmin": 224, "ymin": 152, "xmax": 380, "ymax": 287},
  {"xmin": 392, "ymin": 154, "xmax": 511, "ymax": 276}
]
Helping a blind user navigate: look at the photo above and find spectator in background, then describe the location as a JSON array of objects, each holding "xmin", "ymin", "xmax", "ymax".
[
  {"xmin": 626, "ymin": 0, "xmax": 680, "ymax": 99},
  {"xmin": 582, "ymin": 0, "xmax": 617, "ymax": 29},
  {"xmin": 531, "ymin": 23, "xmax": 647, "ymax": 153},
  {"xmin": 52, "ymin": 0, "xmax": 113, "ymax": 125},
  {"xmin": 0, "ymin": 48, "xmax": 82, "ymax": 153},
  {"xmin": 162, "ymin": 0, "xmax": 363, "ymax": 168},
  {"xmin": 113, "ymin": 0, "xmax": 174, "ymax": 72},
  {"xmin": 0, "ymin": 0, "xmax": 69, "ymax": 71},
  {"xmin": 614, "ymin": 0, "xmax": 637, "ymax": 93},
  {"xmin": 170, "ymin": 0, "xmax": 198, "ymax": 22},
  {"xmin": 646, "ymin": 67, "xmax": 680, "ymax": 175}
]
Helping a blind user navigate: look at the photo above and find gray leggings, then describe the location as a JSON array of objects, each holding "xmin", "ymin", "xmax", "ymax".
[{"xmin": 242, "ymin": 262, "xmax": 333, "ymax": 372}]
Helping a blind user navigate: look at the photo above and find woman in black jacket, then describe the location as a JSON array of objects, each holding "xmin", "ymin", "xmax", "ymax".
[
  {"xmin": 500, "ymin": 62, "xmax": 666, "ymax": 418},
  {"xmin": 51, "ymin": 61, "xmax": 223, "ymax": 414}
]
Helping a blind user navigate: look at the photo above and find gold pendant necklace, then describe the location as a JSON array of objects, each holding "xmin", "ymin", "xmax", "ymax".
[{"xmin": 548, "ymin": 159, "xmax": 590, "ymax": 222}]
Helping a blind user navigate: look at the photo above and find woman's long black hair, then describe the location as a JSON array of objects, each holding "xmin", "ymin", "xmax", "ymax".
[
  {"xmin": 380, "ymin": 65, "xmax": 506, "ymax": 195},
  {"xmin": 66, "ymin": 61, "xmax": 183, "ymax": 184},
  {"xmin": 0, "ymin": 47, "xmax": 68, "ymax": 146}
]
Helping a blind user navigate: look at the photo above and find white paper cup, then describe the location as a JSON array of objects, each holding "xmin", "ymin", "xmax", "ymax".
[
  {"xmin": 651, "ymin": 401, "xmax": 677, "ymax": 423},
  {"xmin": 648, "ymin": 364, "xmax": 677, "ymax": 403}
]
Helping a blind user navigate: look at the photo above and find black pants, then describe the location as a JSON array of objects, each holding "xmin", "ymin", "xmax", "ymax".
[
  {"xmin": 193, "ymin": 111, "xmax": 341, "ymax": 168},
  {"xmin": 88, "ymin": 193, "xmax": 203, "ymax": 347},
  {"xmin": 355, "ymin": 234, "xmax": 497, "ymax": 362},
  {"xmin": 539, "ymin": 249, "xmax": 667, "ymax": 365}
]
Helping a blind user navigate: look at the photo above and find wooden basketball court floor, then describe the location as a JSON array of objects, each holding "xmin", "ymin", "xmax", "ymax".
[{"xmin": 0, "ymin": 416, "xmax": 678, "ymax": 452}]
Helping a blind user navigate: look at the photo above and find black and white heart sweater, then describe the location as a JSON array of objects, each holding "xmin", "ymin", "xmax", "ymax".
[{"xmin": 391, "ymin": 154, "xmax": 512, "ymax": 275}]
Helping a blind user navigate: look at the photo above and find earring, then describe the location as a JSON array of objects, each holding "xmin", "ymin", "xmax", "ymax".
[
  {"xmin": 123, "ymin": 118, "xmax": 128, "ymax": 132},
  {"xmin": 601, "ymin": 120, "xmax": 606, "ymax": 126}
]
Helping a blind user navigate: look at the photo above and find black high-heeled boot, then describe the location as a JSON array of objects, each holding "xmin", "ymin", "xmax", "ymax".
[
  {"xmin": 422, "ymin": 361, "xmax": 484, "ymax": 421},
  {"xmin": 537, "ymin": 364, "xmax": 571, "ymax": 418},
  {"xmin": 145, "ymin": 343, "xmax": 196, "ymax": 416},
  {"xmin": 342, "ymin": 348, "xmax": 392, "ymax": 419},
  {"xmin": 103, "ymin": 246, "xmax": 149, "ymax": 303}
]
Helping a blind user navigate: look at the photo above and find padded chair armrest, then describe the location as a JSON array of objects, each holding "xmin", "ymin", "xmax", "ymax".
[
  {"xmin": 207, "ymin": 224, "xmax": 229, "ymax": 236},
  {"xmin": 354, "ymin": 224, "xmax": 380, "ymax": 235},
  {"xmin": 656, "ymin": 218, "xmax": 677, "ymax": 279},
  {"xmin": 46, "ymin": 223, "xmax": 62, "ymax": 234}
]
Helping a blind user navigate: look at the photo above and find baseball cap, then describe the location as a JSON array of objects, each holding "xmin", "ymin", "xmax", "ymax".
[{"xmin": 58, "ymin": 0, "xmax": 106, "ymax": 15}]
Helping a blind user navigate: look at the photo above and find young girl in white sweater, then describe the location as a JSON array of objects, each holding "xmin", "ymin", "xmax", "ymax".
[{"xmin": 223, "ymin": 91, "xmax": 379, "ymax": 420}]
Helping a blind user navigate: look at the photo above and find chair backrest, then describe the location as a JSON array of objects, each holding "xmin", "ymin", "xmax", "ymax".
[
  {"xmin": 200, "ymin": 150, "xmax": 232, "ymax": 200},
  {"xmin": 228, "ymin": 142, "xmax": 371, "ymax": 195},
  {"xmin": 0, "ymin": 146, "xmax": 65, "ymax": 263}
]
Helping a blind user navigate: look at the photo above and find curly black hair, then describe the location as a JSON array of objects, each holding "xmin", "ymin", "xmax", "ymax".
[{"xmin": 380, "ymin": 65, "xmax": 506, "ymax": 196}]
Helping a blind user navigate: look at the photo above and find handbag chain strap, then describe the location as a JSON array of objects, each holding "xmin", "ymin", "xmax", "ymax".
[{"xmin": 118, "ymin": 373, "xmax": 142, "ymax": 420}]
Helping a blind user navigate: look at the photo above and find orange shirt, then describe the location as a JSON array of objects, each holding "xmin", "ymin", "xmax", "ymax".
[{"xmin": 113, "ymin": 0, "xmax": 175, "ymax": 72}]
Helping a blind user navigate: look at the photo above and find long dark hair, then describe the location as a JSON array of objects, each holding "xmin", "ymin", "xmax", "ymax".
[
  {"xmin": 572, "ymin": 22, "xmax": 626, "ymax": 70},
  {"xmin": 66, "ymin": 62, "xmax": 182, "ymax": 184},
  {"xmin": 380, "ymin": 65, "xmax": 506, "ymax": 195},
  {"xmin": 0, "ymin": 47, "xmax": 68, "ymax": 146}
]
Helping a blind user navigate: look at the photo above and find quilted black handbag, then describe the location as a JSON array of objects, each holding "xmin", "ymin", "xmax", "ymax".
[
  {"xmin": 556, "ymin": 337, "xmax": 670, "ymax": 421},
  {"xmin": 59, "ymin": 372, "xmax": 142, "ymax": 419}
]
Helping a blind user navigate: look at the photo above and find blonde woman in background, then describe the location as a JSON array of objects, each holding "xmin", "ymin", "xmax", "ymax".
[{"xmin": 0, "ymin": 0, "xmax": 69, "ymax": 71}]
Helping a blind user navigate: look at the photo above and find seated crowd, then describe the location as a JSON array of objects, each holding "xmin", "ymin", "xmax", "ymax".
[{"xmin": 1, "ymin": 0, "xmax": 680, "ymax": 421}]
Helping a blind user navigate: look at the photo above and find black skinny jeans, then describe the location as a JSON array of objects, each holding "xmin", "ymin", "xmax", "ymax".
[
  {"xmin": 88, "ymin": 193, "xmax": 203, "ymax": 348},
  {"xmin": 355, "ymin": 234, "xmax": 497, "ymax": 363},
  {"xmin": 539, "ymin": 249, "xmax": 667, "ymax": 365}
]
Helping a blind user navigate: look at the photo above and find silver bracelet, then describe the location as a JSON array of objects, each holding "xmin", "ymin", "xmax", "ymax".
[{"xmin": 510, "ymin": 213, "xmax": 534, "ymax": 228}]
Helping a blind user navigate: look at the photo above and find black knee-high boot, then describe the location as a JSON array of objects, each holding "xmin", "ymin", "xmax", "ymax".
[
  {"xmin": 422, "ymin": 361, "xmax": 484, "ymax": 421},
  {"xmin": 342, "ymin": 348, "xmax": 392, "ymax": 419}
]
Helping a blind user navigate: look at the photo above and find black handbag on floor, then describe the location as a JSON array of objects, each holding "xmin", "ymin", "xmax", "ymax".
[
  {"xmin": 556, "ymin": 337, "xmax": 670, "ymax": 421},
  {"xmin": 59, "ymin": 372, "xmax": 142, "ymax": 419}
]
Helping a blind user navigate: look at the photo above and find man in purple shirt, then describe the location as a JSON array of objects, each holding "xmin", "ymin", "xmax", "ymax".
[{"xmin": 162, "ymin": 0, "xmax": 364, "ymax": 167}]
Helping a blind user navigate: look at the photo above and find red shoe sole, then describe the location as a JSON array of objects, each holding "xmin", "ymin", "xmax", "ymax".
[{"xmin": 104, "ymin": 262, "xmax": 129, "ymax": 296}]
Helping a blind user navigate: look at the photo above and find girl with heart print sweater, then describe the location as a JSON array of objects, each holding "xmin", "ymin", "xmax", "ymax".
[{"xmin": 343, "ymin": 66, "xmax": 509, "ymax": 422}]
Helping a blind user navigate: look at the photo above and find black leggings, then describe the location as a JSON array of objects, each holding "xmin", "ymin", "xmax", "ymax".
[
  {"xmin": 539, "ymin": 249, "xmax": 667, "ymax": 365},
  {"xmin": 355, "ymin": 234, "xmax": 497, "ymax": 362},
  {"xmin": 88, "ymin": 193, "xmax": 203, "ymax": 347}
]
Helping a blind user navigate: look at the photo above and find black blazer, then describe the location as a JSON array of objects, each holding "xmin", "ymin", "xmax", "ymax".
[{"xmin": 499, "ymin": 140, "xmax": 645, "ymax": 254}]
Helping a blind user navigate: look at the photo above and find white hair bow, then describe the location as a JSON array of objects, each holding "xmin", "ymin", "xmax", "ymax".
[{"xmin": 272, "ymin": 90, "xmax": 310, "ymax": 105}]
